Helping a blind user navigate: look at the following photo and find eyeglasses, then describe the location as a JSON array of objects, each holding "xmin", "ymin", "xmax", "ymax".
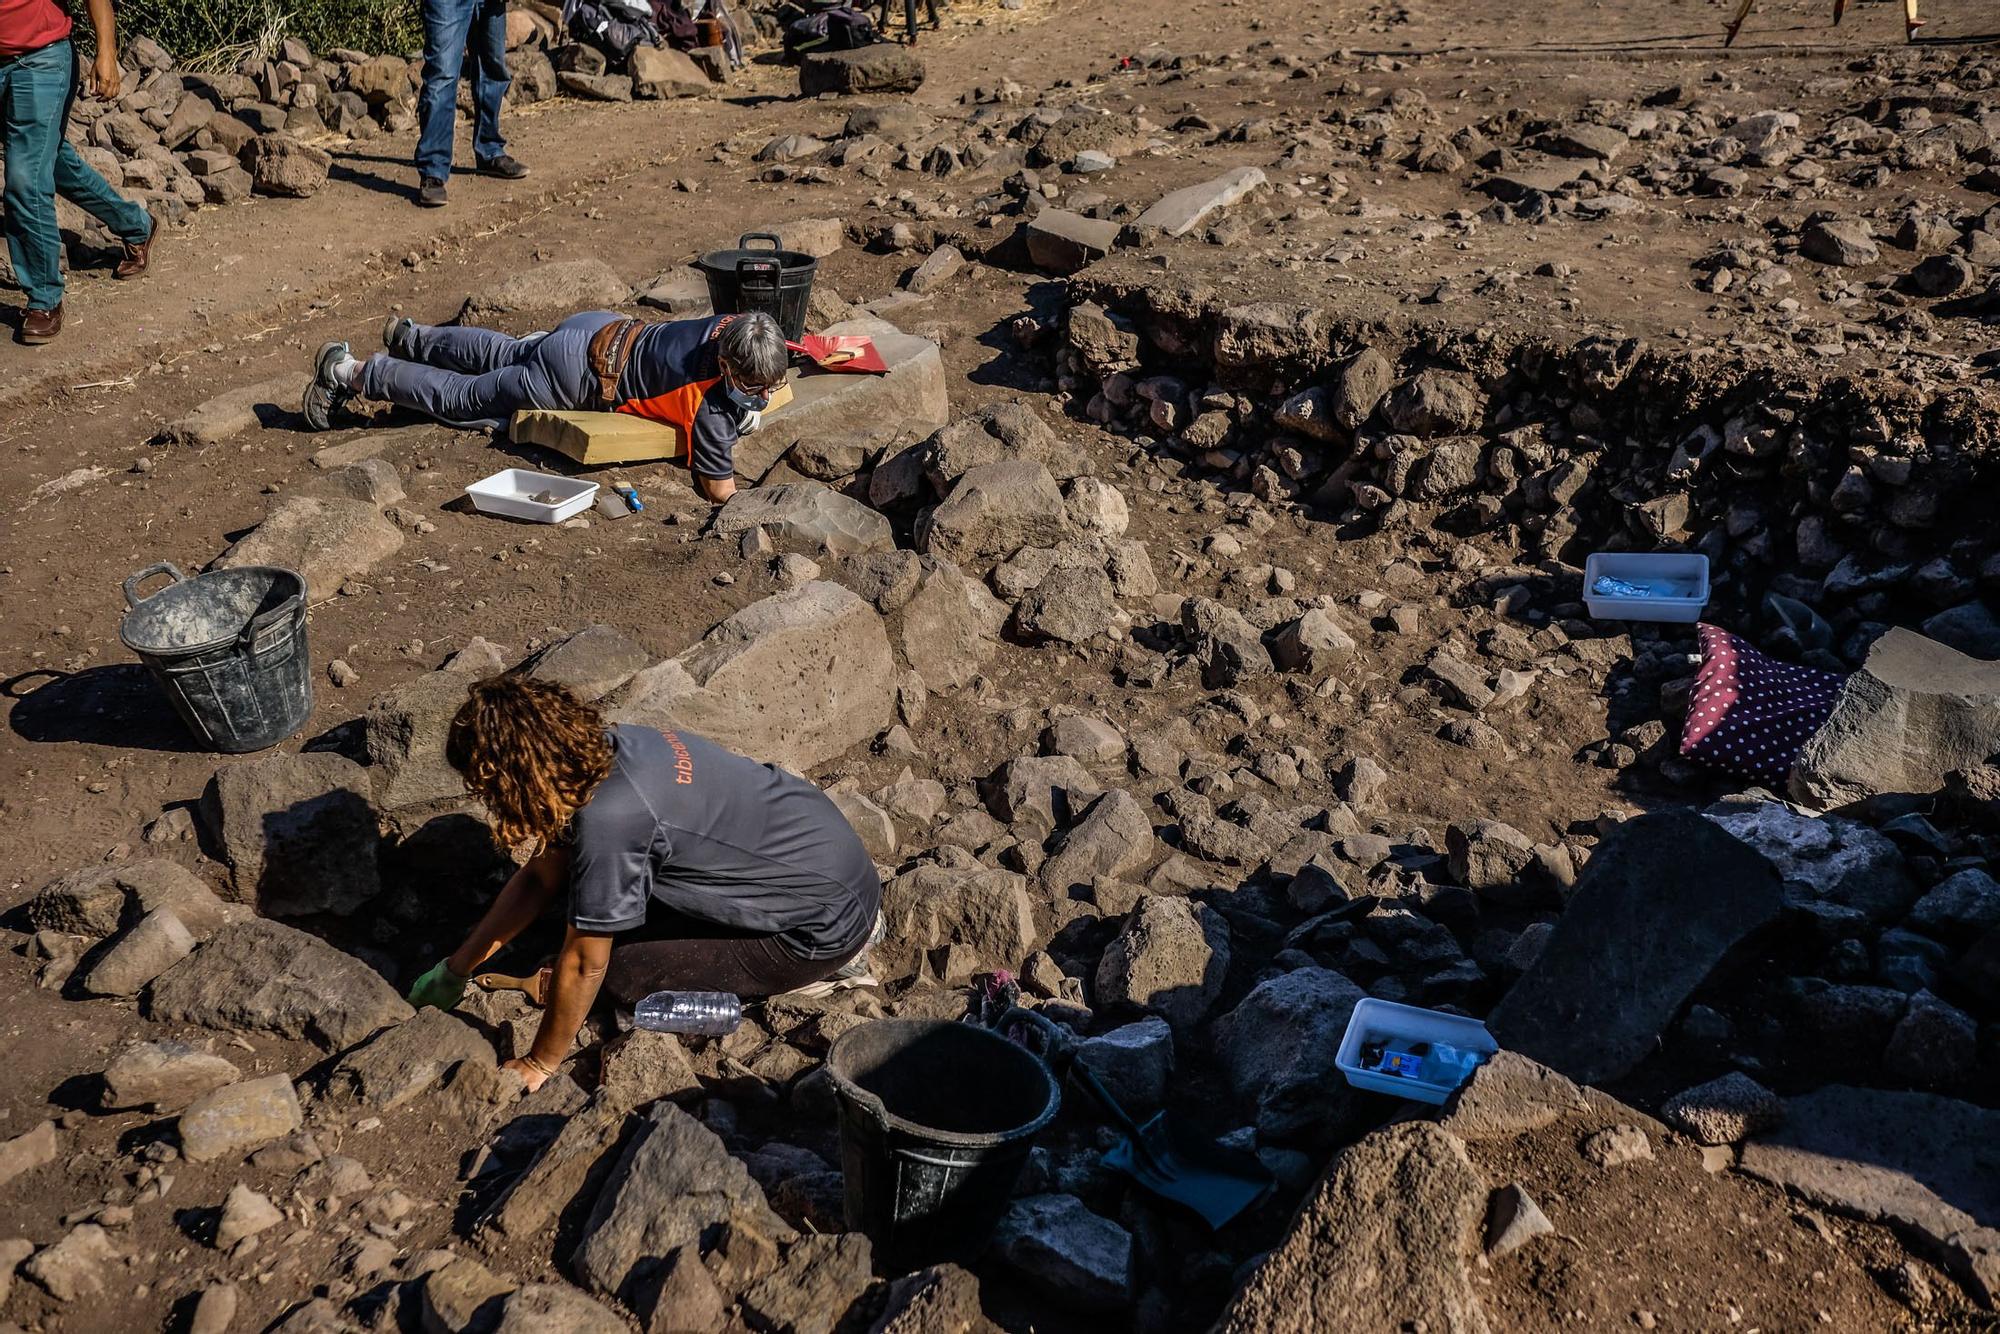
[{"xmin": 723, "ymin": 365, "xmax": 784, "ymax": 398}]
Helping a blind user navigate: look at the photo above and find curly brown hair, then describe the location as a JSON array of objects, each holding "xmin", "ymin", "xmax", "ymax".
[{"xmin": 445, "ymin": 676, "xmax": 615, "ymax": 849}]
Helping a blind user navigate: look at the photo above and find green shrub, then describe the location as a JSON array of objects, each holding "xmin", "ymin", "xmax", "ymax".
[{"xmin": 125, "ymin": 0, "xmax": 424, "ymax": 69}]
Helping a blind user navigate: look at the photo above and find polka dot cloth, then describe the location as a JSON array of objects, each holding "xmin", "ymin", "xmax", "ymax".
[{"xmin": 1680, "ymin": 623, "xmax": 1847, "ymax": 787}]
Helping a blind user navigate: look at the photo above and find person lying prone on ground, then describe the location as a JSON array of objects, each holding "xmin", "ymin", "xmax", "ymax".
[
  {"xmin": 301, "ymin": 310, "xmax": 793, "ymax": 503},
  {"xmin": 405, "ymin": 675, "xmax": 885, "ymax": 1092}
]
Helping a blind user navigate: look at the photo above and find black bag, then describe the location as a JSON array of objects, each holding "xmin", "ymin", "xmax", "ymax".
[{"xmin": 783, "ymin": 6, "xmax": 874, "ymax": 57}]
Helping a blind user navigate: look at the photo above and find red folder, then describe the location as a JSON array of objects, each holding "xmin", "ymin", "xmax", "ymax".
[{"xmin": 788, "ymin": 335, "xmax": 889, "ymax": 374}]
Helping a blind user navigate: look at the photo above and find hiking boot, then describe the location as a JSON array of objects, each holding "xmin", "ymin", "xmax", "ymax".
[
  {"xmin": 301, "ymin": 340, "xmax": 356, "ymax": 431},
  {"xmin": 114, "ymin": 220, "xmax": 156, "ymax": 280},
  {"xmin": 417, "ymin": 176, "xmax": 447, "ymax": 208},
  {"xmin": 381, "ymin": 314, "xmax": 419, "ymax": 359},
  {"xmin": 18, "ymin": 304, "xmax": 62, "ymax": 345},
  {"xmin": 476, "ymin": 153, "xmax": 529, "ymax": 180}
]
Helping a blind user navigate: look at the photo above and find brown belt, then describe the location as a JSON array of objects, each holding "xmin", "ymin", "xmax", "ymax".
[{"xmin": 585, "ymin": 317, "xmax": 649, "ymax": 409}]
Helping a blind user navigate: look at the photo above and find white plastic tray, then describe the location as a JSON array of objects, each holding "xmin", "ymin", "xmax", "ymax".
[
  {"xmin": 1583, "ymin": 551, "xmax": 1710, "ymax": 623},
  {"xmin": 1335, "ymin": 997, "xmax": 1498, "ymax": 1105},
  {"xmin": 465, "ymin": 468, "xmax": 598, "ymax": 523}
]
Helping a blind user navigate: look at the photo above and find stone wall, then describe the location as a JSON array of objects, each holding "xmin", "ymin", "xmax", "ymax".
[{"xmin": 1058, "ymin": 276, "xmax": 2000, "ymax": 669}]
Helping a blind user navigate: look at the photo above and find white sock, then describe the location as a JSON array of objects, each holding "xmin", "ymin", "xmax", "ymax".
[{"xmin": 333, "ymin": 353, "xmax": 362, "ymax": 389}]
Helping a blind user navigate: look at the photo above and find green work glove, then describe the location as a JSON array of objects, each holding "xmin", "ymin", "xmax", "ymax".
[{"xmin": 408, "ymin": 959, "xmax": 467, "ymax": 1010}]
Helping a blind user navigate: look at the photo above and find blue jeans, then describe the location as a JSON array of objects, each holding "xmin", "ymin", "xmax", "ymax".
[
  {"xmin": 414, "ymin": 0, "xmax": 511, "ymax": 181},
  {"xmin": 358, "ymin": 312, "xmax": 616, "ymax": 428},
  {"xmin": 1, "ymin": 40, "xmax": 152, "ymax": 310}
]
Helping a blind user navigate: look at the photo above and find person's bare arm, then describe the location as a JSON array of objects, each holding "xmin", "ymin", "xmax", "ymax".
[
  {"xmin": 508, "ymin": 926, "xmax": 613, "ymax": 1090},
  {"xmin": 82, "ymin": 0, "xmax": 123, "ymax": 99},
  {"xmin": 697, "ymin": 474, "xmax": 737, "ymax": 503},
  {"xmin": 445, "ymin": 845, "xmax": 570, "ymax": 977}
]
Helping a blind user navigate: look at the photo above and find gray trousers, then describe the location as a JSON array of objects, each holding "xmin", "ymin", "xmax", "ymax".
[{"xmin": 358, "ymin": 310, "xmax": 619, "ymax": 428}]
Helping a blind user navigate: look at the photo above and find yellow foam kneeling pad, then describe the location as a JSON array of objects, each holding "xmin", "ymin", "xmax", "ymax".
[{"xmin": 510, "ymin": 381, "xmax": 794, "ymax": 468}]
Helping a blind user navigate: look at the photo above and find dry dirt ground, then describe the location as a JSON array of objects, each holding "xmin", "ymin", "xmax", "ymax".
[{"xmin": 3, "ymin": 0, "xmax": 1999, "ymax": 1330}]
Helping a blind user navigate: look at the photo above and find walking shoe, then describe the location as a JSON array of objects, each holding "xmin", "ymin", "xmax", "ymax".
[
  {"xmin": 476, "ymin": 154, "xmax": 529, "ymax": 180},
  {"xmin": 114, "ymin": 220, "xmax": 156, "ymax": 280},
  {"xmin": 18, "ymin": 304, "xmax": 62, "ymax": 345},
  {"xmin": 417, "ymin": 176, "xmax": 448, "ymax": 208},
  {"xmin": 381, "ymin": 314, "xmax": 419, "ymax": 359},
  {"xmin": 301, "ymin": 340, "xmax": 357, "ymax": 431},
  {"xmin": 784, "ymin": 910, "xmax": 887, "ymax": 999},
  {"xmin": 784, "ymin": 954, "xmax": 880, "ymax": 1000}
]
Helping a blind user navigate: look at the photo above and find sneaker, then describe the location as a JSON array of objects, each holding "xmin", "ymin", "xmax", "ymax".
[
  {"xmin": 476, "ymin": 154, "xmax": 529, "ymax": 180},
  {"xmin": 381, "ymin": 314, "xmax": 418, "ymax": 359},
  {"xmin": 417, "ymin": 176, "xmax": 447, "ymax": 208},
  {"xmin": 785, "ymin": 954, "xmax": 880, "ymax": 1000},
  {"xmin": 301, "ymin": 340, "xmax": 356, "ymax": 431},
  {"xmin": 784, "ymin": 910, "xmax": 887, "ymax": 999}
]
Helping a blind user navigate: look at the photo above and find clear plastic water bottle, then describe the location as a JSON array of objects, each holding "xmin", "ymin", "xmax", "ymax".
[{"xmin": 634, "ymin": 991, "xmax": 743, "ymax": 1037}]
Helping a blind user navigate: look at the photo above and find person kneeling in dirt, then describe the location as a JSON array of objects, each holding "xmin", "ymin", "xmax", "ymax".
[
  {"xmin": 406, "ymin": 675, "xmax": 885, "ymax": 1092},
  {"xmin": 300, "ymin": 310, "xmax": 792, "ymax": 502}
]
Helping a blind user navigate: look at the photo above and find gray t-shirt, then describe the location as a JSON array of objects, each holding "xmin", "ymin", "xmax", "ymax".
[{"xmin": 566, "ymin": 725, "xmax": 881, "ymax": 960}]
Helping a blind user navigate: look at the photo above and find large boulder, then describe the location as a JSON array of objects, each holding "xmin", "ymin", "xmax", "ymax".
[
  {"xmin": 915, "ymin": 460, "xmax": 1070, "ymax": 569},
  {"xmin": 1705, "ymin": 800, "xmax": 1918, "ymax": 922},
  {"xmin": 1132, "ymin": 166, "xmax": 1266, "ymax": 238},
  {"xmin": 734, "ymin": 326, "xmax": 947, "ymax": 482},
  {"xmin": 1094, "ymin": 896, "xmax": 1230, "ymax": 1028},
  {"xmin": 1790, "ymin": 628, "xmax": 2000, "ymax": 809},
  {"xmin": 365, "ymin": 672, "xmax": 478, "ymax": 810},
  {"xmin": 211, "ymin": 495, "xmax": 403, "ymax": 601},
  {"xmin": 459, "ymin": 258, "xmax": 631, "ymax": 322},
  {"xmin": 205, "ymin": 751, "xmax": 381, "ymax": 916},
  {"xmin": 628, "ymin": 45, "xmax": 712, "ymax": 98},
  {"xmin": 326, "ymin": 1008, "xmax": 494, "ymax": 1111},
  {"xmin": 518, "ymin": 624, "xmax": 650, "ymax": 701},
  {"xmin": 1217, "ymin": 1123, "xmax": 1490, "ymax": 1334},
  {"xmin": 1040, "ymin": 790, "xmax": 1157, "ymax": 895},
  {"xmin": 244, "ymin": 133, "xmax": 331, "ymax": 197},
  {"xmin": 573, "ymin": 1102, "xmax": 795, "ymax": 1314},
  {"xmin": 1024, "ymin": 210, "xmax": 1120, "ymax": 275},
  {"xmin": 881, "ymin": 864, "xmax": 1038, "ymax": 972},
  {"xmin": 799, "ymin": 45, "xmax": 923, "ymax": 96},
  {"xmin": 148, "ymin": 919, "xmax": 413, "ymax": 1052},
  {"xmin": 1379, "ymin": 369, "xmax": 1486, "ymax": 437},
  {"xmin": 609, "ymin": 582, "xmax": 896, "ymax": 774},
  {"xmin": 156, "ymin": 374, "xmax": 308, "ymax": 447},
  {"xmin": 740, "ymin": 1233, "xmax": 876, "ymax": 1334},
  {"xmin": 709, "ymin": 483, "xmax": 894, "ymax": 558},
  {"xmin": 1485, "ymin": 811, "xmax": 1782, "ymax": 1085},
  {"xmin": 178, "ymin": 1073, "xmax": 303, "ymax": 1163},
  {"xmin": 482, "ymin": 1090, "xmax": 632, "ymax": 1242},
  {"xmin": 1738, "ymin": 1086, "xmax": 2000, "ymax": 1304},
  {"xmin": 895, "ymin": 556, "xmax": 1006, "ymax": 691},
  {"xmin": 101, "ymin": 1040, "xmax": 241, "ymax": 1112},
  {"xmin": 1212, "ymin": 967, "xmax": 1366, "ymax": 1142},
  {"xmin": 29, "ymin": 859, "xmax": 226, "ymax": 940},
  {"xmin": 991, "ymin": 1196, "xmax": 1133, "ymax": 1312},
  {"xmin": 908, "ymin": 403, "xmax": 1075, "ymax": 497}
]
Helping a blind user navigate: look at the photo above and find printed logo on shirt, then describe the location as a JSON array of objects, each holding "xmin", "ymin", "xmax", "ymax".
[{"xmin": 660, "ymin": 730, "xmax": 695, "ymax": 785}]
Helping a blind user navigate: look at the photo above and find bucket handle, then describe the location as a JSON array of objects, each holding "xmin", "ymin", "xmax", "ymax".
[
  {"xmin": 998, "ymin": 1007, "xmax": 1164, "ymax": 1172},
  {"xmin": 123, "ymin": 562, "xmax": 187, "ymax": 608},
  {"xmin": 738, "ymin": 232, "xmax": 782, "ymax": 252}
]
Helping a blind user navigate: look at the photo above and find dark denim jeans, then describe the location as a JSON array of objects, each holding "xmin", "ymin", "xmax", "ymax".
[
  {"xmin": 414, "ymin": 0, "xmax": 511, "ymax": 181},
  {"xmin": 0, "ymin": 39, "xmax": 152, "ymax": 309}
]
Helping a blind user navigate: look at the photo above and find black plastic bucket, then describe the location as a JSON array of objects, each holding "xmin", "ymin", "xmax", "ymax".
[
  {"xmin": 695, "ymin": 231, "xmax": 818, "ymax": 341},
  {"xmin": 117, "ymin": 563, "xmax": 313, "ymax": 753},
  {"xmin": 827, "ymin": 1019, "xmax": 1060, "ymax": 1269}
]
